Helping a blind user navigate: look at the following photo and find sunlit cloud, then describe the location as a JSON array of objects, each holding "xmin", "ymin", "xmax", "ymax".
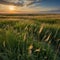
[
  {"xmin": 0, "ymin": 0, "xmax": 60, "ymax": 13},
  {"xmin": 0, "ymin": 0, "xmax": 42, "ymax": 6}
]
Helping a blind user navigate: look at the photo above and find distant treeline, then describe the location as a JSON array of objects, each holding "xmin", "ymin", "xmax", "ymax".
[{"xmin": 0, "ymin": 14, "xmax": 60, "ymax": 16}]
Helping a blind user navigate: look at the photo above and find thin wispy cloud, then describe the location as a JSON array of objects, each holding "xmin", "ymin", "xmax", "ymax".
[
  {"xmin": 0, "ymin": 0, "xmax": 24, "ymax": 6},
  {"xmin": 0, "ymin": 0, "xmax": 42, "ymax": 6}
]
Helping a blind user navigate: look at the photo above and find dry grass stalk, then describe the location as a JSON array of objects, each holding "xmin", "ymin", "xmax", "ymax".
[
  {"xmin": 39, "ymin": 24, "xmax": 45, "ymax": 34},
  {"xmin": 3, "ymin": 41, "xmax": 6, "ymax": 47},
  {"xmin": 45, "ymin": 33, "xmax": 51, "ymax": 42},
  {"xmin": 23, "ymin": 33, "xmax": 27, "ymax": 41}
]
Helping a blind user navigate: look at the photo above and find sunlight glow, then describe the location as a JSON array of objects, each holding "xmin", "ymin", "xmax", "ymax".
[{"xmin": 8, "ymin": 6, "xmax": 15, "ymax": 11}]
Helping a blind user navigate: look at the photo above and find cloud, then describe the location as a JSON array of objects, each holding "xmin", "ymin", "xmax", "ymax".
[
  {"xmin": 0, "ymin": 0, "xmax": 24, "ymax": 6},
  {"xmin": 40, "ymin": 9, "xmax": 60, "ymax": 14},
  {"xmin": 0, "ymin": 0, "xmax": 42, "ymax": 6},
  {"xmin": 26, "ymin": 0, "xmax": 42, "ymax": 6}
]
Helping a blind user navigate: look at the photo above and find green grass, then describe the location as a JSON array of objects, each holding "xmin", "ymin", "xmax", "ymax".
[{"xmin": 0, "ymin": 18, "xmax": 60, "ymax": 60}]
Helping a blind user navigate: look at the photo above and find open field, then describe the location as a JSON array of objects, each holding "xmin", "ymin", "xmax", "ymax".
[{"xmin": 0, "ymin": 14, "xmax": 60, "ymax": 60}]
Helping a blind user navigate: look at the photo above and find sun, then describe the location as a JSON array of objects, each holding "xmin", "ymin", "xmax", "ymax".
[{"xmin": 9, "ymin": 6, "xmax": 15, "ymax": 11}]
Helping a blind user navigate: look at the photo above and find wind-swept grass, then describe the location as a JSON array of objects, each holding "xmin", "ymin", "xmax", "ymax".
[{"xmin": 0, "ymin": 18, "xmax": 60, "ymax": 60}]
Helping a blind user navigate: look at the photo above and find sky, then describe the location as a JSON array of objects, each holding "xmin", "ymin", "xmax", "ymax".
[{"xmin": 0, "ymin": 0, "xmax": 60, "ymax": 14}]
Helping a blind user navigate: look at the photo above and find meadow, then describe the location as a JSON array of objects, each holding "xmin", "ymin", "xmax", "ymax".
[{"xmin": 0, "ymin": 14, "xmax": 60, "ymax": 60}]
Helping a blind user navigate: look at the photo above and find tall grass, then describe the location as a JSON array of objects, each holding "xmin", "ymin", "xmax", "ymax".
[{"xmin": 0, "ymin": 19, "xmax": 60, "ymax": 60}]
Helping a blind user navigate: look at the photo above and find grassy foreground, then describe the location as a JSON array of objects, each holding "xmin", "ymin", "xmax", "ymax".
[{"xmin": 0, "ymin": 18, "xmax": 60, "ymax": 60}]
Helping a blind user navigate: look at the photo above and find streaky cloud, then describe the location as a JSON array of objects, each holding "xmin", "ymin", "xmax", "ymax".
[
  {"xmin": 0, "ymin": 0, "xmax": 43, "ymax": 6},
  {"xmin": 0, "ymin": 0, "xmax": 24, "ymax": 6},
  {"xmin": 26, "ymin": 0, "xmax": 42, "ymax": 6}
]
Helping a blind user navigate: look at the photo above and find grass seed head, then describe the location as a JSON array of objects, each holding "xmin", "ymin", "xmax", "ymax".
[
  {"xmin": 28, "ymin": 44, "xmax": 33, "ymax": 50},
  {"xmin": 45, "ymin": 33, "xmax": 51, "ymax": 42},
  {"xmin": 34, "ymin": 48, "xmax": 40, "ymax": 52},
  {"xmin": 39, "ymin": 24, "xmax": 44, "ymax": 34}
]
